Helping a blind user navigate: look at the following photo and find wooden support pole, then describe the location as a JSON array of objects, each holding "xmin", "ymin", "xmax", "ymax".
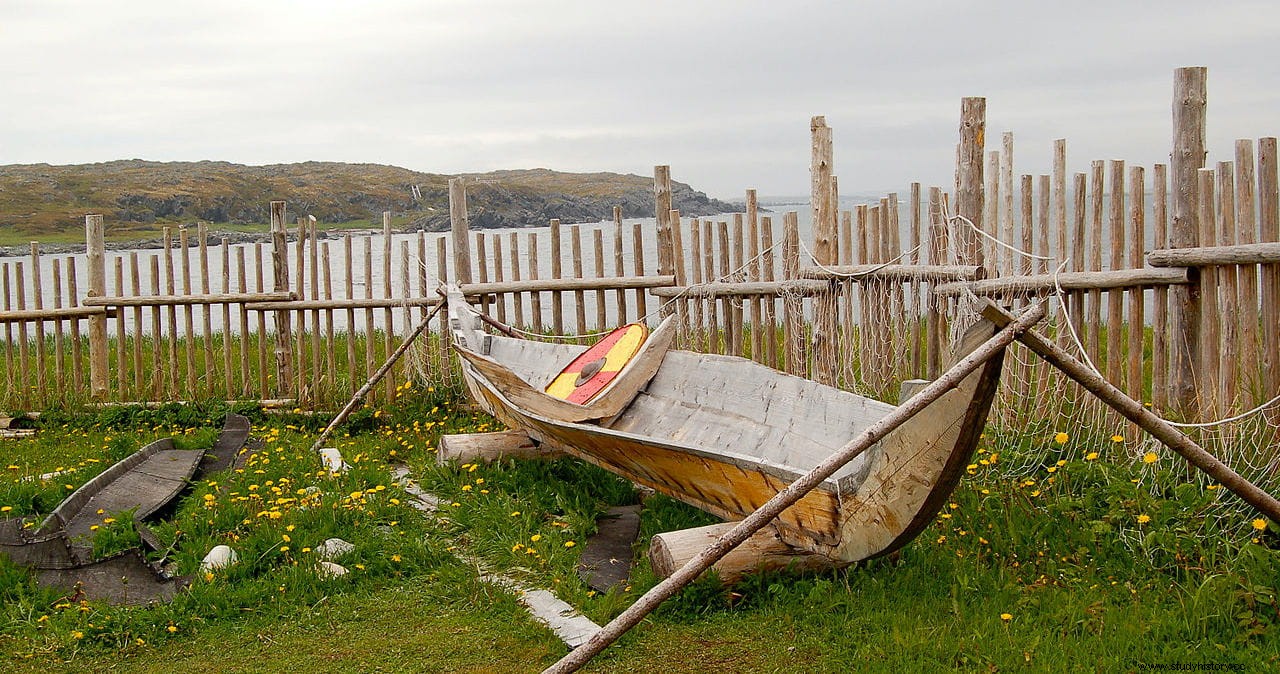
[
  {"xmin": 449, "ymin": 179, "xmax": 473, "ymax": 284},
  {"xmin": 982, "ymin": 303, "xmax": 1280, "ymax": 523},
  {"xmin": 543, "ymin": 302, "xmax": 1047, "ymax": 674},
  {"xmin": 85, "ymin": 214, "xmax": 108, "ymax": 399},
  {"xmin": 1169, "ymin": 66, "xmax": 1207, "ymax": 418},
  {"xmin": 654, "ymin": 166, "xmax": 674, "ymax": 278}
]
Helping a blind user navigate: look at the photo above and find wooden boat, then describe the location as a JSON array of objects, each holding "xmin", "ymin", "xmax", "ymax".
[{"xmin": 445, "ymin": 288, "xmax": 1004, "ymax": 564}]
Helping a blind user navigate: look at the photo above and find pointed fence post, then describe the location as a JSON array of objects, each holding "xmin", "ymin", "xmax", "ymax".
[{"xmin": 85, "ymin": 214, "xmax": 108, "ymax": 399}]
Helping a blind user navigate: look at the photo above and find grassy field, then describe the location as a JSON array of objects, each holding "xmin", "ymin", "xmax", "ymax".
[{"xmin": 1, "ymin": 391, "xmax": 1278, "ymax": 672}]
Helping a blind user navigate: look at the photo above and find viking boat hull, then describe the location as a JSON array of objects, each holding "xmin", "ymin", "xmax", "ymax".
[{"xmin": 446, "ymin": 291, "xmax": 1003, "ymax": 564}]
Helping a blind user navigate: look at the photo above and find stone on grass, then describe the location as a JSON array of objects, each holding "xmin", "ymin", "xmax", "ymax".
[
  {"xmin": 316, "ymin": 561, "xmax": 348, "ymax": 579},
  {"xmin": 199, "ymin": 545, "xmax": 238, "ymax": 571},
  {"xmin": 316, "ymin": 537, "xmax": 355, "ymax": 560},
  {"xmin": 319, "ymin": 448, "xmax": 347, "ymax": 473}
]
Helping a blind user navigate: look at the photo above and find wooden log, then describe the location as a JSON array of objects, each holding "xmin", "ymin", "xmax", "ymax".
[
  {"xmin": 632, "ymin": 222, "xmax": 648, "ymax": 321},
  {"xmin": 908, "ymin": 183, "xmax": 923, "ymax": 378},
  {"xmin": 1146, "ymin": 241, "xmax": 1280, "ymax": 267},
  {"xmin": 270, "ymin": 202, "xmax": 294, "ymax": 397},
  {"xmin": 648, "ymin": 522, "xmax": 842, "ymax": 584},
  {"xmin": 294, "ymin": 218, "xmax": 308, "ymax": 399},
  {"xmin": 199, "ymin": 225, "xmax": 216, "ymax": 396},
  {"xmin": 613, "ymin": 207, "xmax": 628, "ymax": 323},
  {"xmin": 528, "ymin": 232, "xmax": 542, "ymax": 332},
  {"xmin": 571, "ymin": 225, "xmax": 587, "ymax": 335},
  {"xmin": 782, "ymin": 212, "xmax": 803, "ymax": 376},
  {"xmin": 1107, "ymin": 160, "xmax": 1126, "ymax": 389},
  {"xmin": 650, "ymin": 280, "xmax": 831, "ymax": 299},
  {"xmin": 15, "ymin": 261, "xmax": 29, "ymax": 396},
  {"xmin": 68, "ymin": 257, "xmax": 83, "ymax": 391},
  {"xmin": 83, "ymin": 291, "xmax": 295, "ymax": 307},
  {"xmin": 731, "ymin": 215, "xmax": 745, "ymax": 357},
  {"xmin": 322, "ymin": 241, "xmax": 336, "ymax": 395},
  {"xmin": 593, "ymin": 228, "xmax": 607, "ymax": 329},
  {"xmin": 492, "ymin": 230, "xmax": 507, "ymax": 325},
  {"xmin": 1069, "ymin": 172, "xmax": 1087, "ymax": 332},
  {"xmin": 1169, "ymin": 66, "xmax": 1207, "ymax": 418},
  {"xmin": 1260, "ymin": 138, "xmax": 1280, "ymax": 407},
  {"xmin": 383, "ymin": 213, "xmax": 395, "ymax": 403},
  {"xmin": 449, "ymin": 179, "xmax": 472, "ymax": 284},
  {"xmin": 363, "ymin": 236, "xmax": 376, "ymax": 386},
  {"xmin": 343, "ymin": 234, "xmax": 357, "ymax": 392},
  {"xmin": 981, "ymin": 303, "xmax": 1280, "ymax": 524},
  {"xmin": 654, "ymin": 165, "xmax": 673, "ymax": 277},
  {"xmin": 110, "ymin": 257, "xmax": 123, "ymax": 396},
  {"xmin": 1216, "ymin": 163, "xmax": 1238, "ymax": 411},
  {"xmin": 254, "ymin": 243, "xmax": 268, "ymax": 398},
  {"xmin": 1128, "ymin": 166, "xmax": 1147, "ymax": 405},
  {"xmin": 746, "ymin": 189, "xmax": 763, "ymax": 361},
  {"xmin": 475, "ymin": 231, "xmax": 490, "ymax": 316},
  {"xmin": 1002, "ymin": 133, "xmax": 1015, "ymax": 277},
  {"xmin": 1198, "ymin": 168, "xmax": 1220, "ymax": 417},
  {"xmin": 53, "ymin": 258, "xmax": 67, "ymax": 394},
  {"xmin": 1, "ymin": 264, "xmax": 14, "ymax": 395},
  {"xmin": 509, "ymin": 233, "xmax": 525, "ymax": 327},
  {"xmin": 220, "ymin": 237, "xmax": 234, "ymax": 398},
  {"xmin": 926, "ymin": 188, "xmax": 946, "ymax": 378},
  {"xmin": 985, "ymin": 150, "xmax": 1001, "ymax": 273},
  {"xmin": 688, "ymin": 219, "xmax": 705, "ymax": 351},
  {"xmin": 760, "ymin": 215, "xmax": 778, "ymax": 368},
  {"xmin": 932, "ymin": 268, "xmax": 1191, "ymax": 297},
  {"xmin": 1053, "ymin": 140, "xmax": 1068, "ymax": 272},
  {"xmin": 543, "ymin": 302, "xmax": 1047, "ymax": 674},
  {"xmin": 1234, "ymin": 140, "xmax": 1260, "ymax": 404},
  {"xmin": 85, "ymin": 214, "xmax": 108, "ymax": 398},
  {"xmin": 1152, "ymin": 164, "xmax": 1170, "ymax": 411},
  {"xmin": 955, "ymin": 97, "xmax": 985, "ymax": 266},
  {"xmin": 811, "ymin": 116, "xmax": 836, "ymax": 265},
  {"xmin": 717, "ymin": 220, "xmax": 732, "ymax": 355},
  {"xmin": 550, "ymin": 219, "xmax": 564, "ymax": 335},
  {"xmin": 436, "ymin": 430, "xmax": 561, "ymax": 465},
  {"xmin": 0, "ymin": 306, "xmax": 110, "ymax": 323},
  {"xmin": 1036, "ymin": 174, "xmax": 1054, "ymax": 355},
  {"xmin": 150, "ymin": 254, "xmax": 165, "ymax": 399},
  {"xmin": 1087, "ymin": 161, "xmax": 1104, "ymax": 365},
  {"xmin": 799, "ymin": 264, "xmax": 984, "ymax": 282},
  {"xmin": 236, "ymin": 247, "xmax": 250, "ymax": 396},
  {"xmin": 29, "ymin": 246, "xmax": 46, "ymax": 402}
]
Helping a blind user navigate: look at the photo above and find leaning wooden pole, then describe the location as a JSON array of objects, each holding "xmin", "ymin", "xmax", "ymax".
[
  {"xmin": 543, "ymin": 301, "xmax": 1047, "ymax": 674},
  {"xmin": 308, "ymin": 302, "xmax": 443, "ymax": 454},
  {"xmin": 981, "ymin": 303, "xmax": 1280, "ymax": 522}
]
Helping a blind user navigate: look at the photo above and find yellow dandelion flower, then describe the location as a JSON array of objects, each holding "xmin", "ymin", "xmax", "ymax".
[
  {"xmin": 203, "ymin": 494, "xmax": 216, "ymax": 502},
  {"xmin": 280, "ymin": 545, "xmax": 290, "ymax": 552},
  {"xmin": 167, "ymin": 624, "xmax": 177, "ymax": 633},
  {"xmin": 1137, "ymin": 514, "xmax": 1151, "ymax": 524},
  {"xmin": 530, "ymin": 534, "xmax": 542, "ymax": 542},
  {"xmin": 1142, "ymin": 452, "xmax": 1158, "ymax": 464},
  {"xmin": 1000, "ymin": 613, "xmax": 1012, "ymax": 621},
  {"xmin": 564, "ymin": 541, "xmax": 576, "ymax": 548},
  {"xmin": 102, "ymin": 517, "xmax": 116, "ymax": 524},
  {"xmin": 1253, "ymin": 519, "xmax": 1268, "ymax": 531},
  {"xmin": 1085, "ymin": 452, "xmax": 1099, "ymax": 461},
  {"xmin": 510, "ymin": 511, "xmax": 521, "ymax": 517},
  {"xmin": 391, "ymin": 554, "xmax": 402, "ymax": 562},
  {"xmin": 1111, "ymin": 434, "xmax": 1124, "ymax": 443},
  {"xmin": 72, "ymin": 630, "xmax": 84, "ymax": 639},
  {"xmin": 0, "ymin": 506, "xmax": 11, "ymax": 513},
  {"xmin": 1053, "ymin": 432, "xmax": 1069, "ymax": 445}
]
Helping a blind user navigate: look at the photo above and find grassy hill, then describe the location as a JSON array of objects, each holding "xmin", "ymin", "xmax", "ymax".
[{"xmin": 0, "ymin": 160, "xmax": 735, "ymax": 246}]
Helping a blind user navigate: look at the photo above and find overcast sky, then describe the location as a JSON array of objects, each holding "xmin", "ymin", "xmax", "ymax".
[{"xmin": 2, "ymin": 0, "xmax": 1277, "ymax": 199}]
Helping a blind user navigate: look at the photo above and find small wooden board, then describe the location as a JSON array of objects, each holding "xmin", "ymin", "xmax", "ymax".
[{"xmin": 545, "ymin": 324, "xmax": 648, "ymax": 405}]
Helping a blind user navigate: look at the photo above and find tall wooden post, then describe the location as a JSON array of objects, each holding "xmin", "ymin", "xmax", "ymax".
[
  {"xmin": 811, "ymin": 116, "xmax": 836, "ymax": 265},
  {"xmin": 956, "ymin": 97, "xmax": 986, "ymax": 267},
  {"xmin": 270, "ymin": 201, "xmax": 294, "ymax": 396},
  {"xmin": 85, "ymin": 214, "xmax": 108, "ymax": 399},
  {"xmin": 449, "ymin": 178, "xmax": 473, "ymax": 284},
  {"xmin": 1169, "ymin": 66, "xmax": 1207, "ymax": 418},
  {"xmin": 654, "ymin": 166, "xmax": 674, "ymax": 276}
]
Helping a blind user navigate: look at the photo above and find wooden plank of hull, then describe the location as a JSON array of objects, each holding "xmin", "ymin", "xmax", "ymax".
[{"xmin": 468, "ymin": 377, "xmax": 844, "ymax": 545}]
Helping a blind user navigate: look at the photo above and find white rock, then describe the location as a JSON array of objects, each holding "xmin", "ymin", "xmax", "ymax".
[
  {"xmin": 199, "ymin": 545, "xmax": 238, "ymax": 571},
  {"xmin": 316, "ymin": 537, "xmax": 355, "ymax": 560},
  {"xmin": 316, "ymin": 561, "xmax": 348, "ymax": 579},
  {"xmin": 319, "ymin": 448, "xmax": 348, "ymax": 473}
]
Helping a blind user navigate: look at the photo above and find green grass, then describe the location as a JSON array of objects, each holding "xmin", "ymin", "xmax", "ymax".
[{"xmin": 2, "ymin": 390, "xmax": 1278, "ymax": 672}]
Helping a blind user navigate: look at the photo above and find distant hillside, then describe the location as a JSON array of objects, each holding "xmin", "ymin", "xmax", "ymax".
[{"xmin": 0, "ymin": 160, "xmax": 735, "ymax": 239}]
